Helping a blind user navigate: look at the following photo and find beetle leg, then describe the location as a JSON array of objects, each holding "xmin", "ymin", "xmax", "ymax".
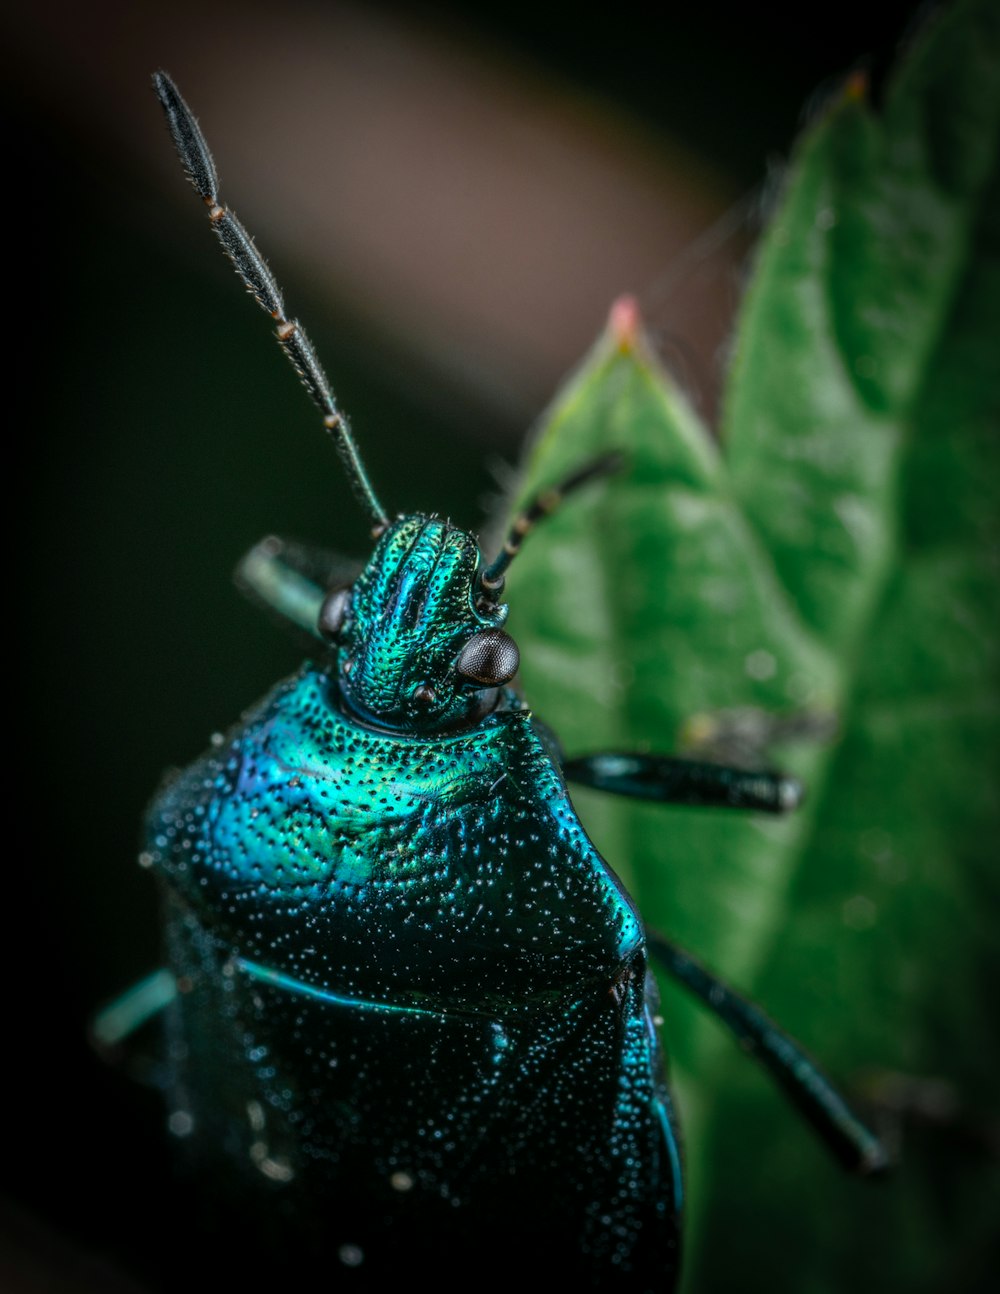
[
  {"xmin": 90, "ymin": 968, "xmax": 178, "ymax": 1092},
  {"xmin": 646, "ymin": 930, "xmax": 889, "ymax": 1176},
  {"xmin": 91, "ymin": 968, "xmax": 177, "ymax": 1050},
  {"xmin": 563, "ymin": 752, "xmax": 802, "ymax": 813},
  {"xmin": 236, "ymin": 536, "xmax": 361, "ymax": 638}
]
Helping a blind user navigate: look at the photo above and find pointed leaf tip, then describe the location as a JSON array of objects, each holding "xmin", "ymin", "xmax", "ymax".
[{"xmin": 607, "ymin": 294, "xmax": 642, "ymax": 352}]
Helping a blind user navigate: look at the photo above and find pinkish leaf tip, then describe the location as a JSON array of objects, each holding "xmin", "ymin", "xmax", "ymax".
[{"xmin": 608, "ymin": 295, "xmax": 642, "ymax": 351}]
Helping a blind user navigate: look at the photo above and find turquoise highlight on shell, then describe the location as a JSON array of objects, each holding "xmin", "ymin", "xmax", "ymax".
[{"xmin": 148, "ymin": 662, "xmax": 645, "ymax": 1013}]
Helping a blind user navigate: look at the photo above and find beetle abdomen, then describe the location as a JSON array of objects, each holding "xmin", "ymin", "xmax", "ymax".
[{"xmin": 160, "ymin": 885, "xmax": 679, "ymax": 1288}]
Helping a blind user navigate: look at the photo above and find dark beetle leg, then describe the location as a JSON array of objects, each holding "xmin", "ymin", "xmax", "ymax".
[
  {"xmin": 91, "ymin": 970, "xmax": 178, "ymax": 1091},
  {"xmin": 91, "ymin": 969, "xmax": 177, "ymax": 1050},
  {"xmin": 646, "ymin": 930, "xmax": 889, "ymax": 1176},
  {"xmin": 236, "ymin": 536, "xmax": 361, "ymax": 638},
  {"xmin": 564, "ymin": 752, "xmax": 802, "ymax": 813}
]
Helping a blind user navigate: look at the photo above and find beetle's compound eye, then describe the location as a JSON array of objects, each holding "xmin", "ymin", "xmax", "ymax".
[
  {"xmin": 455, "ymin": 630, "xmax": 520, "ymax": 687},
  {"xmin": 318, "ymin": 587, "xmax": 352, "ymax": 642}
]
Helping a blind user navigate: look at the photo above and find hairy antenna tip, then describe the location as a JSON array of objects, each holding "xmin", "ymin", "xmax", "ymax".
[
  {"xmin": 608, "ymin": 295, "xmax": 642, "ymax": 352},
  {"xmin": 152, "ymin": 69, "xmax": 173, "ymax": 101}
]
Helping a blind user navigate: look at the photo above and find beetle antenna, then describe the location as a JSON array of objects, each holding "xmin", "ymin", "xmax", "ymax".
[
  {"xmin": 481, "ymin": 451, "xmax": 624, "ymax": 592},
  {"xmin": 152, "ymin": 71, "xmax": 389, "ymax": 532}
]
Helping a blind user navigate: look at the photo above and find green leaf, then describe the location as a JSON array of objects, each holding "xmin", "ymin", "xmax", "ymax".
[{"xmin": 506, "ymin": 1, "xmax": 1000, "ymax": 1289}]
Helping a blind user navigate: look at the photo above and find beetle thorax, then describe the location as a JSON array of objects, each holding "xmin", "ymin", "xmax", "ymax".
[{"xmin": 335, "ymin": 515, "xmax": 515, "ymax": 734}]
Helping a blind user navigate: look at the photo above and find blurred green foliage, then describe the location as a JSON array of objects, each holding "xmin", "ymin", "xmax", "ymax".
[{"xmin": 509, "ymin": 1, "xmax": 999, "ymax": 1288}]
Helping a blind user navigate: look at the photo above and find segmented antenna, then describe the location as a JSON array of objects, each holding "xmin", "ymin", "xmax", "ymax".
[
  {"xmin": 481, "ymin": 452, "xmax": 623, "ymax": 592},
  {"xmin": 152, "ymin": 72, "xmax": 388, "ymax": 531}
]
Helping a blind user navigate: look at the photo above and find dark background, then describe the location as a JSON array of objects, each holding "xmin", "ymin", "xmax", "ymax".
[{"xmin": 6, "ymin": 1, "xmax": 924, "ymax": 1287}]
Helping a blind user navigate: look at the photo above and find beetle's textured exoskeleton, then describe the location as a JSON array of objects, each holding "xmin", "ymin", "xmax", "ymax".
[{"xmin": 96, "ymin": 72, "xmax": 887, "ymax": 1293}]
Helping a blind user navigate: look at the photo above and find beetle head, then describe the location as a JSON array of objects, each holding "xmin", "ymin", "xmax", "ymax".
[{"xmin": 319, "ymin": 515, "xmax": 519, "ymax": 734}]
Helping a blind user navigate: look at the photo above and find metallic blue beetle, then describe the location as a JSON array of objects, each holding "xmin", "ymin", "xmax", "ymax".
[{"xmin": 97, "ymin": 73, "xmax": 886, "ymax": 1294}]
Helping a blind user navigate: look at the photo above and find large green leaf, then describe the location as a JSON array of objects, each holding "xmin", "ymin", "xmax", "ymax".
[{"xmin": 506, "ymin": 1, "xmax": 999, "ymax": 1289}]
